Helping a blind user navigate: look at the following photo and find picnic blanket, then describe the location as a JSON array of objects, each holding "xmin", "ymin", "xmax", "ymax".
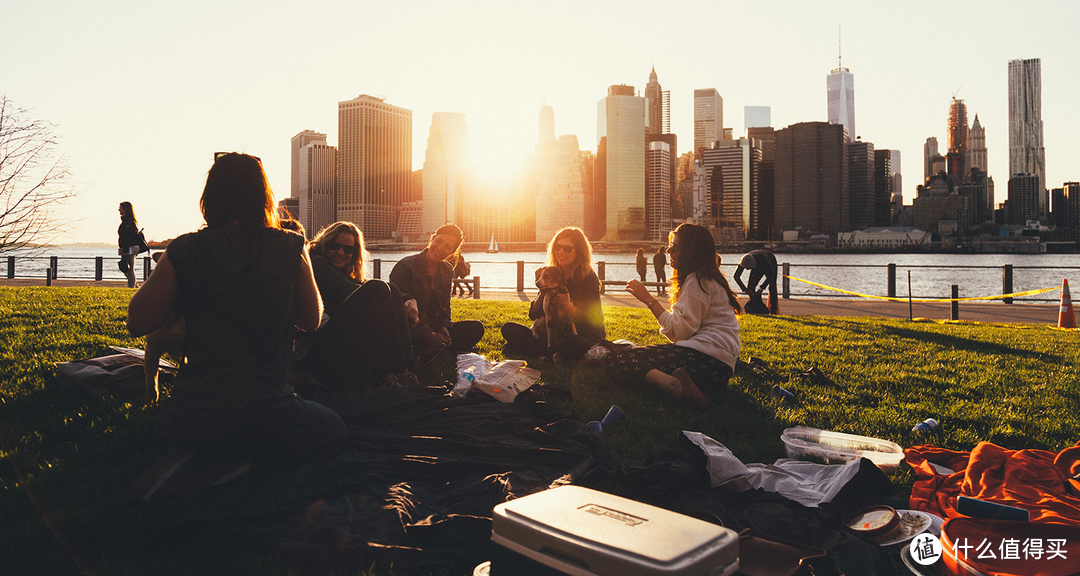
[{"xmin": 907, "ymin": 441, "xmax": 1080, "ymax": 524}]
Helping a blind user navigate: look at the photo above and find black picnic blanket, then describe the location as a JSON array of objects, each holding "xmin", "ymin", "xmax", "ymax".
[{"xmin": 85, "ymin": 385, "xmax": 903, "ymax": 574}]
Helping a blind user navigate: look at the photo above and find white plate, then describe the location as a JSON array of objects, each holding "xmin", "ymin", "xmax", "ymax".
[{"xmin": 878, "ymin": 509, "xmax": 944, "ymax": 547}]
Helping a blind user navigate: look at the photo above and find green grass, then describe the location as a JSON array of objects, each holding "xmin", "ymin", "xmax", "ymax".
[{"xmin": 2, "ymin": 287, "xmax": 1078, "ymax": 574}]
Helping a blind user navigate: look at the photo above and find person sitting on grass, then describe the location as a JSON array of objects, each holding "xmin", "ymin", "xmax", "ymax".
[
  {"xmin": 126, "ymin": 152, "xmax": 347, "ymax": 470},
  {"xmin": 301, "ymin": 220, "xmax": 419, "ymax": 394},
  {"xmin": 603, "ymin": 223, "xmax": 741, "ymax": 409},
  {"xmin": 390, "ymin": 223, "xmax": 484, "ymax": 361}
]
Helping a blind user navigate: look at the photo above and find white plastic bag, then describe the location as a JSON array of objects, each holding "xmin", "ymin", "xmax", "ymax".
[
  {"xmin": 454, "ymin": 353, "xmax": 495, "ymax": 398},
  {"xmin": 473, "ymin": 360, "xmax": 541, "ymax": 403}
]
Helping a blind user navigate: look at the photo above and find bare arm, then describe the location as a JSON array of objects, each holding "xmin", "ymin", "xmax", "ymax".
[
  {"xmin": 626, "ymin": 279, "xmax": 665, "ymax": 321},
  {"xmin": 294, "ymin": 246, "xmax": 323, "ymax": 333},
  {"xmin": 127, "ymin": 252, "xmax": 178, "ymax": 337}
]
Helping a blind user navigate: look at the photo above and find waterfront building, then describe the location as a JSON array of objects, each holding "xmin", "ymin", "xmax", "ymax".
[
  {"xmin": 700, "ymin": 138, "xmax": 760, "ymax": 235},
  {"xmin": 694, "ymin": 89, "xmax": 723, "ymax": 156},
  {"xmin": 873, "ymin": 149, "xmax": 892, "ymax": 227},
  {"xmin": 422, "ymin": 112, "xmax": 469, "ymax": 235},
  {"xmin": 849, "ymin": 139, "xmax": 876, "ymax": 230},
  {"xmin": 837, "ymin": 227, "xmax": 927, "ymax": 248},
  {"xmin": 297, "ymin": 140, "xmax": 338, "ymax": 238},
  {"xmin": 774, "ymin": 122, "xmax": 849, "ymax": 236},
  {"xmin": 889, "ymin": 150, "xmax": 902, "ymax": 221},
  {"xmin": 923, "ymin": 137, "xmax": 938, "ymax": 182},
  {"xmin": 397, "ymin": 201, "xmax": 423, "ymax": 242},
  {"xmin": 1007, "ymin": 173, "xmax": 1041, "ymax": 225},
  {"xmin": 744, "ymin": 106, "xmax": 771, "ymax": 130},
  {"xmin": 597, "ymin": 85, "xmax": 647, "ymax": 240},
  {"xmin": 957, "ymin": 168, "xmax": 990, "ymax": 230},
  {"xmin": 1064, "ymin": 182, "xmax": 1080, "ymax": 229},
  {"xmin": 290, "ymin": 130, "xmax": 326, "ymax": 200},
  {"xmin": 536, "ymin": 135, "xmax": 588, "ymax": 241},
  {"xmin": 827, "ymin": 64, "xmax": 855, "ymax": 141},
  {"xmin": 1008, "ymin": 58, "xmax": 1046, "ymax": 211},
  {"xmin": 912, "ymin": 174, "xmax": 960, "ymax": 234},
  {"xmin": 747, "ymin": 126, "xmax": 776, "ymax": 240},
  {"xmin": 337, "ymin": 94, "xmax": 412, "ymax": 240},
  {"xmin": 691, "ymin": 162, "xmax": 707, "ymax": 222},
  {"xmin": 646, "ymin": 141, "xmax": 672, "ymax": 241}
]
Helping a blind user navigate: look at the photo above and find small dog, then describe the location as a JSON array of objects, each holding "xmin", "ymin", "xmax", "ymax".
[
  {"xmin": 531, "ymin": 266, "xmax": 577, "ymax": 350},
  {"xmin": 144, "ymin": 252, "xmax": 185, "ymax": 404}
]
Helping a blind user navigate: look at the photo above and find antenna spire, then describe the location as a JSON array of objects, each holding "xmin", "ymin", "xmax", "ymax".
[{"xmin": 838, "ymin": 25, "xmax": 842, "ymax": 68}]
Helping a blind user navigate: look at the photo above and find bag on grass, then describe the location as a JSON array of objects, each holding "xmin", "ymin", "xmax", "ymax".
[{"xmin": 55, "ymin": 354, "xmax": 144, "ymax": 396}]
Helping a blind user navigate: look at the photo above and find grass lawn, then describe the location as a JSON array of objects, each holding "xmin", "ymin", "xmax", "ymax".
[{"xmin": 1, "ymin": 287, "xmax": 1078, "ymax": 574}]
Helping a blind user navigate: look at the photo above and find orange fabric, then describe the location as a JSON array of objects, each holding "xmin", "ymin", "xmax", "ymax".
[
  {"xmin": 907, "ymin": 442, "xmax": 1080, "ymax": 525},
  {"xmin": 941, "ymin": 517, "xmax": 1080, "ymax": 576}
]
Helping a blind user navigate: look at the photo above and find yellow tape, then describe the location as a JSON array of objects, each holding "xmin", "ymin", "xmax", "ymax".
[{"xmin": 784, "ymin": 275, "xmax": 1060, "ymax": 303}]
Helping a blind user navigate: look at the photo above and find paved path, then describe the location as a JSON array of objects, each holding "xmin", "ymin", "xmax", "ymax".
[{"xmin": 2, "ymin": 278, "xmax": 1065, "ymax": 325}]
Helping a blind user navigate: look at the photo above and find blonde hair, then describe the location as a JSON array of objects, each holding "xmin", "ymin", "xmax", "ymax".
[
  {"xmin": 309, "ymin": 221, "xmax": 368, "ymax": 282},
  {"xmin": 545, "ymin": 227, "xmax": 595, "ymax": 284}
]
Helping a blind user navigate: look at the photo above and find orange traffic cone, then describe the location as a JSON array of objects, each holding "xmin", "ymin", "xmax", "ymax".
[{"xmin": 1059, "ymin": 279, "xmax": 1076, "ymax": 329}]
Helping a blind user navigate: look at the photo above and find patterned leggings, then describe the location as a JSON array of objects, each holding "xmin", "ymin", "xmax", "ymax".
[{"xmin": 604, "ymin": 344, "xmax": 733, "ymax": 392}]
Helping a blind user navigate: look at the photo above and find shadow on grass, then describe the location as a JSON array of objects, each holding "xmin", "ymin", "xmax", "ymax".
[{"xmin": 877, "ymin": 323, "xmax": 1059, "ymax": 361}]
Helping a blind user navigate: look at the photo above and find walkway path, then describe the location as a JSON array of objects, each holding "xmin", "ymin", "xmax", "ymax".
[{"xmin": 2, "ymin": 279, "xmax": 1063, "ymax": 325}]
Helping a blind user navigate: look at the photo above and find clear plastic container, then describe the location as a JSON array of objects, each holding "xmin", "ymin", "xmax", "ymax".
[{"xmin": 780, "ymin": 426, "xmax": 905, "ymax": 472}]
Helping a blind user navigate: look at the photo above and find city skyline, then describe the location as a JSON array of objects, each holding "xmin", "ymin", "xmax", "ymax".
[{"xmin": 4, "ymin": 1, "xmax": 1080, "ymax": 243}]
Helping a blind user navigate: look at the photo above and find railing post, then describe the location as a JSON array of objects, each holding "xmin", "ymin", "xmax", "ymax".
[
  {"xmin": 6, "ymin": 256, "xmax": 13, "ymax": 279},
  {"xmin": 597, "ymin": 261, "xmax": 606, "ymax": 294},
  {"xmin": 782, "ymin": 262, "xmax": 790, "ymax": 299},
  {"xmin": 50, "ymin": 256, "xmax": 58, "ymax": 280},
  {"xmin": 373, "ymin": 259, "xmax": 381, "ymax": 280},
  {"xmin": 516, "ymin": 261, "xmax": 524, "ymax": 292},
  {"xmin": 472, "ymin": 276, "xmax": 480, "ymax": 300},
  {"xmin": 95, "ymin": 257, "xmax": 104, "ymax": 281},
  {"xmin": 143, "ymin": 256, "xmax": 151, "ymax": 280},
  {"xmin": 1003, "ymin": 264, "xmax": 1013, "ymax": 304},
  {"xmin": 888, "ymin": 263, "xmax": 896, "ymax": 298},
  {"xmin": 951, "ymin": 285, "xmax": 959, "ymax": 321},
  {"xmin": 46, "ymin": 267, "xmax": 52, "ymax": 286}
]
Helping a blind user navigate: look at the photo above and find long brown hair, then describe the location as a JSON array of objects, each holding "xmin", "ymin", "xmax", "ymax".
[
  {"xmin": 668, "ymin": 223, "xmax": 741, "ymax": 314},
  {"xmin": 430, "ymin": 222, "xmax": 464, "ymax": 267},
  {"xmin": 309, "ymin": 221, "xmax": 367, "ymax": 282},
  {"xmin": 119, "ymin": 202, "xmax": 137, "ymax": 226},
  {"xmin": 545, "ymin": 227, "xmax": 596, "ymax": 284},
  {"xmin": 200, "ymin": 153, "xmax": 278, "ymax": 229}
]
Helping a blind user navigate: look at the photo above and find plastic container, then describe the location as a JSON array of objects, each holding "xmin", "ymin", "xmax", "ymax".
[
  {"xmin": 780, "ymin": 427, "xmax": 905, "ymax": 472},
  {"xmin": 601, "ymin": 405, "xmax": 625, "ymax": 428},
  {"xmin": 491, "ymin": 485, "xmax": 739, "ymax": 576},
  {"xmin": 769, "ymin": 385, "xmax": 796, "ymax": 401}
]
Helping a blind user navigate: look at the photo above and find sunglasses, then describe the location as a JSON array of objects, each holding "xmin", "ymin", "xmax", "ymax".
[
  {"xmin": 554, "ymin": 244, "xmax": 575, "ymax": 254},
  {"xmin": 325, "ymin": 241, "xmax": 359, "ymax": 255}
]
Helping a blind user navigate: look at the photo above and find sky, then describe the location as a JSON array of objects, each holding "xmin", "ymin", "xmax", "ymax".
[{"xmin": 4, "ymin": 0, "xmax": 1079, "ymax": 244}]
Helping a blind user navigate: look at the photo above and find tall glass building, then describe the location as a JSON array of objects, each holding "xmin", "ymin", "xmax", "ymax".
[
  {"xmin": 597, "ymin": 85, "xmax": 647, "ymax": 240},
  {"xmin": 827, "ymin": 66, "xmax": 855, "ymax": 142}
]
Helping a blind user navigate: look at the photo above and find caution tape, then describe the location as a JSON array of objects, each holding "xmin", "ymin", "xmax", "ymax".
[{"xmin": 783, "ymin": 275, "xmax": 1060, "ymax": 303}]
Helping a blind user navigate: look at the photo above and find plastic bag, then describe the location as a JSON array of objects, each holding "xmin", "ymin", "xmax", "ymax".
[
  {"xmin": 473, "ymin": 360, "xmax": 540, "ymax": 403},
  {"xmin": 454, "ymin": 353, "xmax": 495, "ymax": 398}
]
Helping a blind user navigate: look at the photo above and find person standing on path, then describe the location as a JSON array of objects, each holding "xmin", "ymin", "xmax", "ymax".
[
  {"xmin": 636, "ymin": 248, "xmax": 648, "ymax": 282},
  {"xmin": 653, "ymin": 247, "xmax": 667, "ymax": 295},
  {"xmin": 117, "ymin": 202, "xmax": 142, "ymax": 288},
  {"xmin": 733, "ymin": 249, "xmax": 778, "ymax": 315}
]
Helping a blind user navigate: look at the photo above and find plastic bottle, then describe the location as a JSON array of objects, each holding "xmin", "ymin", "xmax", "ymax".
[
  {"xmin": 911, "ymin": 418, "xmax": 939, "ymax": 434},
  {"xmin": 769, "ymin": 385, "xmax": 796, "ymax": 401},
  {"xmin": 453, "ymin": 366, "xmax": 478, "ymax": 397}
]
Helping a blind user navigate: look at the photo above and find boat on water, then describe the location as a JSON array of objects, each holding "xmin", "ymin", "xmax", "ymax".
[{"xmin": 486, "ymin": 234, "xmax": 499, "ymax": 253}]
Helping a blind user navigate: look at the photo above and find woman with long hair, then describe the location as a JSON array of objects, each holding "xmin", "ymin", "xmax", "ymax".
[
  {"xmin": 117, "ymin": 201, "xmax": 141, "ymax": 288},
  {"xmin": 303, "ymin": 220, "xmax": 418, "ymax": 393},
  {"xmin": 604, "ymin": 223, "xmax": 741, "ymax": 409},
  {"xmin": 501, "ymin": 226, "xmax": 605, "ymax": 362},
  {"xmin": 390, "ymin": 222, "xmax": 484, "ymax": 358},
  {"xmin": 126, "ymin": 152, "xmax": 346, "ymax": 471}
]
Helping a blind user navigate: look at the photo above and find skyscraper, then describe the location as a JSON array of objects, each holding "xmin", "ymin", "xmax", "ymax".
[
  {"xmin": 291, "ymin": 130, "xmax": 326, "ymax": 199},
  {"xmin": 1008, "ymin": 58, "xmax": 1046, "ymax": 214},
  {"xmin": 947, "ymin": 98, "xmax": 968, "ymax": 184},
  {"xmin": 848, "ymin": 139, "xmax": 876, "ymax": 230},
  {"xmin": 967, "ymin": 114, "xmax": 987, "ymax": 172},
  {"xmin": 539, "ymin": 105, "xmax": 555, "ymax": 145},
  {"xmin": 645, "ymin": 68, "xmax": 662, "ymax": 136},
  {"xmin": 597, "ymin": 85, "xmax": 647, "ymax": 240},
  {"xmin": 827, "ymin": 64, "xmax": 855, "ymax": 141},
  {"xmin": 701, "ymin": 138, "xmax": 761, "ymax": 235},
  {"xmin": 646, "ymin": 141, "xmax": 671, "ymax": 241},
  {"xmin": 422, "ymin": 112, "xmax": 468, "ymax": 235},
  {"xmin": 889, "ymin": 150, "xmax": 902, "ymax": 219},
  {"xmin": 774, "ymin": 122, "xmax": 849, "ymax": 235},
  {"xmin": 297, "ymin": 140, "xmax": 337, "ymax": 238},
  {"xmin": 536, "ymin": 135, "xmax": 587, "ymax": 241},
  {"xmin": 694, "ymin": 89, "xmax": 723, "ymax": 157},
  {"xmin": 337, "ymin": 94, "xmax": 412, "ymax": 240},
  {"xmin": 923, "ymin": 137, "xmax": 939, "ymax": 182},
  {"xmin": 744, "ymin": 106, "xmax": 771, "ymax": 130}
]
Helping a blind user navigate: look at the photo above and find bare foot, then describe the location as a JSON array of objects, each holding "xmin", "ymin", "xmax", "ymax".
[{"xmin": 673, "ymin": 367, "xmax": 708, "ymax": 410}]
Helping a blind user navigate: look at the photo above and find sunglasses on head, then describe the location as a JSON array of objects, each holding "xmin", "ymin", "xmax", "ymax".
[
  {"xmin": 325, "ymin": 241, "xmax": 359, "ymax": 255},
  {"xmin": 554, "ymin": 244, "xmax": 575, "ymax": 254}
]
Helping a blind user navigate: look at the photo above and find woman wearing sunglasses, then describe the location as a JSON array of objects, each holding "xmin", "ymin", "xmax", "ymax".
[
  {"xmin": 126, "ymin": 153, "xmax": 346, "ymax": 469},
  {"xmin": 500, "ymin": 226, "xmax": 605, "ymax": 363},
  {"xmin": 303, "ymin": 221, "xmax": 418, "ymax": 393},
  {"xmin": 390, "ymin": 223, "xmax": 484, "ymax": 359}
]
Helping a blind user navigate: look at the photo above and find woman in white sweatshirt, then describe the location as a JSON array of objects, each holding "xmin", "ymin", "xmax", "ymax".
[{"xmin": 604, "ymin": 223, "xmax": 742, "ymax": 409}]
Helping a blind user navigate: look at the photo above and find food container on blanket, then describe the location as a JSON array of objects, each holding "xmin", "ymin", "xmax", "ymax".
[
  {"xmin": 491, "ymin": 485, "xmax": 739, "ymax": 576},
  {"xmin": 780, "ymin": 427, "xmax": 904, "ymax": 472}
]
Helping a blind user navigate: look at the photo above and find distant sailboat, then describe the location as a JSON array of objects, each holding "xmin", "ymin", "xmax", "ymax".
[{"xmin": 486, "ymin": 233, "xmax": 499, "ymax": 253}]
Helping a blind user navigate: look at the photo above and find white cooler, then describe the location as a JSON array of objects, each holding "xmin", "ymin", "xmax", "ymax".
[{"xmin": 491, "ymin": 485, "xmax": 739, "ymax": 576}]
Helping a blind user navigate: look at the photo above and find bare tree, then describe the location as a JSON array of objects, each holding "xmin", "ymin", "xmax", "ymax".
[{"xmin": 0, "ymin": 96, "xmax": 76, "ymax": 253}]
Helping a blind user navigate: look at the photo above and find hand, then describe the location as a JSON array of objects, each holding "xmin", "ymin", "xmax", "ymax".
[
  {"xmin": 144, "ymin": 382, "xmax": 159, "ymax": 406},
  {"xmin": 625, "ymin": 280, "xmax": 652, "ymax": 304},
  {"xmin": 404, "ymin": 299, "xmax": 420, "ymax": 327},
  {"xmin": 434, "ymin": 327, "xmax": 452, "ymax": 347}
]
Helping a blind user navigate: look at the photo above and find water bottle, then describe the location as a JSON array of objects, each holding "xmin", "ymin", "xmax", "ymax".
[
  {"xmin": 911, "ymin": 418, "xmax": 939, "ymax": 434},
  {"xmin": 453, "ymin": 366, "xmax": 478, "ymax": 397}
]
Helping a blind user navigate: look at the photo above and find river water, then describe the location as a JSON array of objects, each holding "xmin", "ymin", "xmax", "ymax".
[{"xmin": 8, "ymin": 246, "xmax": 1079, "ymax": 303}]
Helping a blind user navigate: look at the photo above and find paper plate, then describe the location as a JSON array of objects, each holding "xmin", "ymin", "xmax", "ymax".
[{"xmin": 878, "ymin": 509, "xmax": 944, "ymax": 547}]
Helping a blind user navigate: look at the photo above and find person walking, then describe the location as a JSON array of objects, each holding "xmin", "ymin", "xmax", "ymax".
[
  {"xmin": 653, "ymin": 247, "xmax": 667, "ymax": 295},
  {"xmin": 117, "ymin": 202, "xmax": 143, "ymax": 288}
]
